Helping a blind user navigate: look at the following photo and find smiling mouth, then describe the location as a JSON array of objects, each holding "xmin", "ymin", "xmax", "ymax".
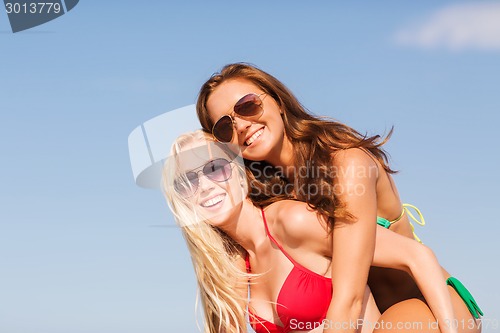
[
  {"xmin": 200, "ymin": 194, "xmax": 226, "ymax": 208},
  {"xmin": 245, "ymin": 128, "xmax": 264, "ymax": 146}
]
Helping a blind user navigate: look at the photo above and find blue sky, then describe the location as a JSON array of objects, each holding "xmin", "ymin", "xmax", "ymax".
[{"xmin": 1, "ymin": 1, "xmax": 499, "ymax": 332}]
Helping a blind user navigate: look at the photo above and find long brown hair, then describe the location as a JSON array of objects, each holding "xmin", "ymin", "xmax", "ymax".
[{"xmin": 196, "ymin": 63, "xmax": 395, "ymax": 228}]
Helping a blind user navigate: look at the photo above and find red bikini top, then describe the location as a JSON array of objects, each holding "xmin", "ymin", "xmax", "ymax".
[{"xmin": 246, "ymin": 209, "xmax": 333, "ymax": 333}]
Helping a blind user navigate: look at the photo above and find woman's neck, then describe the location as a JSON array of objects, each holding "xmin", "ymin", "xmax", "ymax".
[
  {"xmin": 266, "ymin": 133, "xmax": 296, "ymax": 181},
  {"xmin": 219, "ymin": 199, "xmax": 267, "ymax": 254}
]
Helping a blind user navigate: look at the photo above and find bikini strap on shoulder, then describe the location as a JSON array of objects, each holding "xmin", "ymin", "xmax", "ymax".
[{"xmin": 260, "ymin": 208, "xmax": 299, "ymax": 266}]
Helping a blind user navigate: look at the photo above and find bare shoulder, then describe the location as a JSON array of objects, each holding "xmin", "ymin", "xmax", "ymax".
[
  {"xmin": 265, "ymin": 200, "xmax": 329, "ymax": 248},
  {"xmin": 331, "ymin": 148, "xmax": 379, "ymax": 179}
]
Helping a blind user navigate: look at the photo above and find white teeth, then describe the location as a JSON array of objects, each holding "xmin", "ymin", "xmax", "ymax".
[
  {"xmin": 246, "ymin": 128, "xmax": 264, "ymax": 146},
  {"xmin": 201, "ymin": 194, "xmax": 225, "ymax": 207}
]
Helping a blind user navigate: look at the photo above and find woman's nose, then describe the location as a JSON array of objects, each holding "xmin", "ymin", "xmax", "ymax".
[
  {"xmin": 197, "ymin": 173, "xmax": 216, "ymax": 193},
  {"xmin": 233, "ymin": 117, "xmax": 252, "ymax": 134}
]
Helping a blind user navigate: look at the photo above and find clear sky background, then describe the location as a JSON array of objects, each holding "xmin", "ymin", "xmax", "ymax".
[{"xmin": 1, "ymin": 1, "xmax": 499, "ymax": 332}]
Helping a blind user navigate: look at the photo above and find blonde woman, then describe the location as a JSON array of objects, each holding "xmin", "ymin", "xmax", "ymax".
[{"xmin": 163, "ymin": 130, "xmax": 460, "ymax": 333}]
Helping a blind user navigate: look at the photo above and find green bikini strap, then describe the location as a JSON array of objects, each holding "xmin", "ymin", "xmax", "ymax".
[
  {"xmin": 376, "ymin": 203, "xmax": 426, "ymax": 243},
  {"xmin": 446, "ymin": 277, "xmax": 484, "ymax": 319},
  {"xmin": 376, "ymin": 216, "xmax": 392, "ymax": 229}
]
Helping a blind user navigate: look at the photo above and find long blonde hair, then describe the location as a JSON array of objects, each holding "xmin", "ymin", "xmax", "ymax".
[{"xmin": 162, "ymin": 130, "xmax": 251, "ymax": 333}]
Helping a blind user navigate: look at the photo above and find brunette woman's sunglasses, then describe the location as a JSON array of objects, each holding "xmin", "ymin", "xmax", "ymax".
[
  {"xmin": 212, "ymin": 93, "xmax": 267, "ymax": 143},
  {"xmin": 174, "ymin": 158, "xmax": 233, "ymax": 197}
]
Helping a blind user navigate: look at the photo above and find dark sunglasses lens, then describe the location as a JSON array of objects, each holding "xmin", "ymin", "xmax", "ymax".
[
  {"xmin": 213, "ymin": 116, "xmax": 234, "ymax": 142},
  {"xmin": 204, "ymin": 158, "xmax": 232, "ymax": 182},
  {"xmin": 174, "ymin": 172, "xmax": 198, "ymax": 196},
  {"xmin": 234, "ymin": 94, "xmax": 262, "ymax": 117}
]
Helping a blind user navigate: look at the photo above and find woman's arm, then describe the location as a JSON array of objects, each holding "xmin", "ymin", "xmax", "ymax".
[
  {"xmin": 324, "ymin": 148, "xmax": 379, "ymax": 333},
  {"xmin": 372, "ymin": 225, "xmax": 457, "ymax": 333}
]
